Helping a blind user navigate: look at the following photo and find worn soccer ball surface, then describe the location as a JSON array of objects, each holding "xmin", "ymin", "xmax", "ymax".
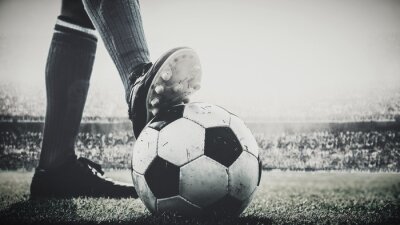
[{"xmin": 131, "ymin": 102, "xmax": 262, "ymax": 216}]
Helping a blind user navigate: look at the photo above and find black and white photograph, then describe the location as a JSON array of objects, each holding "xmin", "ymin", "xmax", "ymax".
[{"xmin": 0, "ymin": 0, "xmax": 399, "ymax": 224}]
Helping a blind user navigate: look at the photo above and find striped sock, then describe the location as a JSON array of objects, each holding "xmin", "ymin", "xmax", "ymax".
[
  {"xmin": 82, "ymin": 0, "xmax": 151, "ymax": 101},
  {"xmin": 38, "ymin": 18, "xmax": 97, "ymax": 170}
]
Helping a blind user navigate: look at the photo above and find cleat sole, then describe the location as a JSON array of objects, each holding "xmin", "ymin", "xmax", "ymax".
[
  {"xmin": 146, "ymin": 48, "xmax": 202, "ymax": 119},
  {"xmin": 193, "ymin": 84, "xmax": 201, "ymax": 90},
  {"xmin": 182, "ymin": 97, "xmax": 190, "ymax": 103},
  {"xmin": 173, "ymin": 84, "xmax": 183, "ymax": 92}
]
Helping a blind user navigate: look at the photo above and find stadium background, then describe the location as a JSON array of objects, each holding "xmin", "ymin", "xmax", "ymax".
[
  {"xmin": 0, "ymin": 0, "xmax": 400, "ymax": 171},
  {"xmin": 1, "ymin": 1, "xmax": 400, "ymax": 224},
  {"xmin": 1, "ymin": 83, "xmax": 400, "ymax": 171}
]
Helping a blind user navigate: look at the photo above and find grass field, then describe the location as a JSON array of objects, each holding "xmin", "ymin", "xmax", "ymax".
[{"xmin": 0, "ymin": 171, "xmax": 399, "ymax": 225}]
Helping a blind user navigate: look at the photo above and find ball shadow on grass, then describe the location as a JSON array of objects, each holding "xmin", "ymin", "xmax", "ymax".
[
  {"xmin": 0, "ymin": 199, "xmax": 273, "ymax": 225},
  {"xmin": 131, "ymin": 212, "xmax": 273, "ymax": 225},
  {"xmin": 0, "ymin": 198, "xmax": 80, "ymax": 225}
]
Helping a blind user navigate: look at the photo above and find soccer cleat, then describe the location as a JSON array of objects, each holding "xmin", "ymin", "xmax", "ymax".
[
  {"xmin": 30, "ymin": 156, "xmax": 138, "ymax": 199},
  {"xmin": 128, "ymin": 47, "xmax": 202, "ymax": 138}
]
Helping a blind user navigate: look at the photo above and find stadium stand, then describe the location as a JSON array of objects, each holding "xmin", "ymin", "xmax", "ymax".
[
  {"xmin": 1, "ymin": 83, "xmax": 399, "ymax": 171},
  {"xmin": 0, "ymin": 129, "xmax": 399, "ymax": 171}
]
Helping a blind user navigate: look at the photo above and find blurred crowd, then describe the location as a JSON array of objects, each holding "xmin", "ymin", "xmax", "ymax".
[
  {"xmin": 1, "ymin": 83, "xmax": 400, "ymax": 122},
  {"xmin": 1, "ymin": 129, "xmax": 399, "ymax": 171},
  {"xmin": 1, "ymin": 83, "xmax": 400, "ymax": 171},
  {"xmin": 0, "ymin": 130, "xmax": 135, "ymax": 170},
  {"xmin": 0, "ymin": 83, "xmax": 128, "ymax": 122},
  {"xmin": 257, "ymin": 131, "xmax": 400, "ymax": 171}
]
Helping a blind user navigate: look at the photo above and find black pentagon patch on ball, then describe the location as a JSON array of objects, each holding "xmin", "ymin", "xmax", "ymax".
[
  {"xmin": 144, "ymin": 156, "xmax": 180, "ymax": 198},
  {"xmin": 148, "ymin": 104, "xmax": 185, "ymax": 131},
  {"xmin": 204, "ymin": 127, "xmax": 243, "ymax": 167},
  {"xmin": 203, "ymin": 195, "xmax": 244, "ymax": 216}
]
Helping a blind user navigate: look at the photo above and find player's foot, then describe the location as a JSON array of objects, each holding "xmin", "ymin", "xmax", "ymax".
[
  {"xmin": 128, "ymin": 47, "xmax": 202, "ymax": 137},
  {"xmin": 30, "ymin": 156, "xmax": 137, "ymax": 199}
]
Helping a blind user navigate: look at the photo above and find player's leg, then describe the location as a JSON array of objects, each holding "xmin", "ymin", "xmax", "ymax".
[
  {"xmin": 83, "ymin": 0, "xmax": 202, "ymax": 137},
  {"xmin": 31, "ymin": 0, "xmax": 136, "ymax": 199},
  {"xmin": 37, "ymin": 0, "xmax": 96, "ymax": 171}
]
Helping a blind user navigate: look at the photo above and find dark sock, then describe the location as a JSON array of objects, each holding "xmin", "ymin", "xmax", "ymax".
[
  {"xmin": 38, "ymin": 18, "xmax": 97, "ymax": 170},
  {"xmin": 82, "ymin": 0, "xmax": 151, "ymax": 101}
]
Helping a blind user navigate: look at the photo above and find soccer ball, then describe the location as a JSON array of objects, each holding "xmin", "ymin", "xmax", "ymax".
[{"xmin": 131, "ymin": 102, "xmax": 262, "ymax": 216}]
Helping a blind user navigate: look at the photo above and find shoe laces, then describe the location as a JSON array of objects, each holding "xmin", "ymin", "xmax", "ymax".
[
  {"xmin": 78, "ymin": 157, "xmax": 104, "ymax": 176},
  {"xmin": 77, "ymin": 157, "xmax": 117, "ymax": 184}
]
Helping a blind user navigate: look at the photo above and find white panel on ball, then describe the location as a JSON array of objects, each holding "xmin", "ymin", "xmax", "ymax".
[
  {"xmin": 180, "ymin": 156, "xmax": 228, "ymax": 208},
  {"xmin": 158, "ymin": 118, "xmax": 205, "ymax": 166},
  {"xmin": 132, "ymin": 170, "xmax": 157, "ymax": 212},
  {"xmin": 131, "ymin": 127, "xmax": 159, "ymax": 174},
  {"xmin": 229, "ymin": 115, "xmax": 259, "ymax": 157},
  {"xmin": 183, "ymin": 102, "xmax": 230, "ymax": 128},
  {"xmin": 157, "ymin": 196, "xmax": 202, "ymax": 215},
  {"xmin": 228, "ymin": 151, "xmax": 259, "ymax": 201}
]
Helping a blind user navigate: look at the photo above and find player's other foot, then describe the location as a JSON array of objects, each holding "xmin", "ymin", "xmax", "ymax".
[
  {"xmin": 128, "ymin": 47, "xmax": 202, "ymax": 137},
  {"xmin": 30, "ymin": 156, "xmax": 138, "ymax": 199}
]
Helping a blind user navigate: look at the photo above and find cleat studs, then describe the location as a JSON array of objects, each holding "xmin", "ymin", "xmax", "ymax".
[
  {"xmin": 150, "ymin": 98, "xmax": 160, "ymax": 106},
  {"xmin": 151, "ymin": 108, "xmax": 159, "ymax": 115},
  {"xmin": 173, "ymin": 84, "xmax": 183, "ymax": 92},
  {"xmin": 154, "ymin": 85, "xmax": 164, "ymax": 94},
  {"xmin": 193, "ymin": 65, "xmax": 201, "ymax": 71},
  {"xmin": 161, "ymin": 71, "xmax": 172, "ymax": 81},
  {"xmin": 183, "ymin": 97, "xmax": 190, "ymax": 103}
]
